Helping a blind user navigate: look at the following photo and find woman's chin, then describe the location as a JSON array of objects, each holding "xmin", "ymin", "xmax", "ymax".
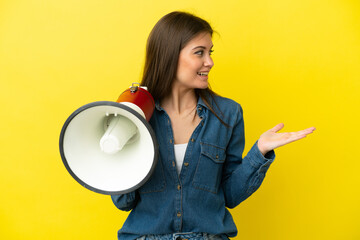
[
  {"xmin": 194, "ymin": 79, "xmax": 209, "ymax": 89},
  {"xmin": 198, "ymin": 82, "xmax": 209, "ymax": 89}
]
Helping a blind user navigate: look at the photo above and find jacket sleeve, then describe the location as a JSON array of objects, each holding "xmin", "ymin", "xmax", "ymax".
[
  {"xmin": 111, "ymin": 191, "xmax": 139, "ymax": 212},
  {"xmin": 221, "ymin": 104, "xmax": 275, "ymax": 209}
]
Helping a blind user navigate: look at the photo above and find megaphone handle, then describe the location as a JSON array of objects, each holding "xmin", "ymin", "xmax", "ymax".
[{"xmin": 130, "ymin": 83, "xmax": 140, "ymax": 93}]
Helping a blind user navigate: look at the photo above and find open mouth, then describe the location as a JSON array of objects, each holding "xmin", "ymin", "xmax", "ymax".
[{"xmin": 197, "ymin": 72, "xmax": 209, "ymax": 76}]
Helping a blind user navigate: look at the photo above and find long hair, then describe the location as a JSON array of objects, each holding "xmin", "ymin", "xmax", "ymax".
[{"xmin": 141, "ymin": 11, "xmax": 227, "ymax": 125}]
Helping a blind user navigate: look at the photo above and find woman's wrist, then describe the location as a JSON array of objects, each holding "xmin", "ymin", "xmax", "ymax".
[{"xmin": 257, "ymin": 140, "xmax": 269, "ymax": 156}]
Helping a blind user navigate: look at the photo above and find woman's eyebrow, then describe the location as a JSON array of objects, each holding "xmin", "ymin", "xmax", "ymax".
[{"xmin": 192, "ymin": 45, "xmax": 214, "ymax": 50}]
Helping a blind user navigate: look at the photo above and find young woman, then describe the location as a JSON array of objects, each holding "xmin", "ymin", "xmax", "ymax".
[{"xmin": 111, "ymin": 11, "xmax": 315, "ymax": 240}]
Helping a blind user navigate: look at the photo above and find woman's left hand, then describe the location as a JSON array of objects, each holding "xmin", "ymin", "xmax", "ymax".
[{"xmin": 257, "ymin": 123, "xmax": 316, "ymax": 156}]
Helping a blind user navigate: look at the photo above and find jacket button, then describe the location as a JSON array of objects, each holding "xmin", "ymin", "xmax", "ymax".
[
  {"xmin": 216, "ymin": 155, "xmax": 219, "ymax": 159},
  {"xmin": 177, "ymin": 212, "xmax": 181, "ymax": 217},
  {"xmin": 170, "ymin": 139, "xmax": 173, "ymax": 144},
  {"xmin": 183, "ymin": 162, "xmax": 189, "ymax": 167},
  {"xmin": 191, "ymin": 138, "xmax": 195, "ymax": 142},
  {"xmin": 177, "ymin": 184, "xmax": 181, "ymax": 190}
]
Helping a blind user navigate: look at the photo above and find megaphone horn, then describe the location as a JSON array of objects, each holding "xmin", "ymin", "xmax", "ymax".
[{"xmin": 59, "ymin": 83, "xmax": 158, "ymax": 195}]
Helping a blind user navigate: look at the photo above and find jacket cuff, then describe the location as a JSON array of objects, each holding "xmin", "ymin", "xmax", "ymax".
[
  {"xmin": 127, "ymin": 191, "xmax": 136, "ymax": 202},
  {"xmin": 248, "ymin": 140, "xmax": 275, "ymax": 169}
]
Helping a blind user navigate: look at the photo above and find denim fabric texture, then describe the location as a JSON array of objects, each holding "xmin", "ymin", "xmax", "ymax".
[
  {"xmin": 111, "ymin": 95, "xmax": 275, "ymax": 240},
  {"xmin": 136, "ymin": 232, "xmax": 225, "ymax": 240}
]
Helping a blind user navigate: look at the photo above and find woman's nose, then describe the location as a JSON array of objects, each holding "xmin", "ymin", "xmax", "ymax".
[{"xmin": 204, "ymin": 55, "xmax": 214, "ymax": 68}]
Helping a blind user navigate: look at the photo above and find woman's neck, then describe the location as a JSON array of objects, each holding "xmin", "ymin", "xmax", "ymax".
[{"xmin": 161, "ymin": 84, "xmax": 197, "ymax": 115}]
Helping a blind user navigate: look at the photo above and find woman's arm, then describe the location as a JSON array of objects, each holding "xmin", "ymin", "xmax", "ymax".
[
  {"xmin": 221, "ymin": 104, "xmax": 275, "ymax": 208},
  {"xmin": 221, "ymin": 104, "xmax": 315, "ymax": 208}
]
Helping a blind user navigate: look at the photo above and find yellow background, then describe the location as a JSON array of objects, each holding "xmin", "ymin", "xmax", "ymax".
[{"xmin": 1, "ymin": 0, "xmax": 359, "ymax": 239}]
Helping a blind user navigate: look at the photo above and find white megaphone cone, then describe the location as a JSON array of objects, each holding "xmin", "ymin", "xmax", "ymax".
[{"xmin": 59, "ymin": 83, "xmax": 158, "ymax": 195}]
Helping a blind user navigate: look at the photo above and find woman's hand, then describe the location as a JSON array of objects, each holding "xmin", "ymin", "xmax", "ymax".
[{"xmin": 257, "ymin": 123, "xmax": 316, "ymax": 156}]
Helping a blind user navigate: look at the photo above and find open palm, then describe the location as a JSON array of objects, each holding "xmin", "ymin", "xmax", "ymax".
[{"xmin": 257, "ymin": 123, "xmax": 316, "ymax": 156}]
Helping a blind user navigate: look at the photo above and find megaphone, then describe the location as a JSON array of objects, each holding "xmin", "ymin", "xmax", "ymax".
[{"xmin": 59, "ymin": 83, "xmax": 158, "ymax": 195}]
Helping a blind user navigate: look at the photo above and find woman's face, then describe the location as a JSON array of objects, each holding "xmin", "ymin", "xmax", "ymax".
[{"xmin": 175, "ymin": 32, "xmax": 214, "ymax": 90}]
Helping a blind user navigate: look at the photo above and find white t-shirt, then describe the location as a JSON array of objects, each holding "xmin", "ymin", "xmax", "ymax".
[{"xmin": 174, "ymin": 143, "xmax": 188, "ymax": 175}]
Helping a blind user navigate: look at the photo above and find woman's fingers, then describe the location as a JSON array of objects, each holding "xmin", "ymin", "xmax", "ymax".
[
  {"xmin": 281, "ymin": 127, "xmax": 316, "ymax": 144},
  {"xmin": 293, "ymin": 127, "xmax": 316, "ymax": 137},
  {"xmin": 271, "ymin": 124, "xmax": 315, "ymax": 135},
  {"xmin": 270, "ymin": 123, "xmax": 285, "ymax": 133}
]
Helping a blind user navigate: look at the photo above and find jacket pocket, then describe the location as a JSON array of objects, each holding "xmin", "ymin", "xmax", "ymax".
[
  {"xmin": 192, "ymin": 142, "xmax": 226, "ymax": 194},
  {"xmin": 139, "ymin": 159, "xmax": 166, "ymax": 194}
]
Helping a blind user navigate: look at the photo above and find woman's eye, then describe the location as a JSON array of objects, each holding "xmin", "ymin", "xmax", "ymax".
[
  {"xmin": 195, "ymin": 50, "xmax": 204, "ymax": 56},
  {"xmin": 194, "ymin": 49, "xmax": 214, "ymax": 56}
]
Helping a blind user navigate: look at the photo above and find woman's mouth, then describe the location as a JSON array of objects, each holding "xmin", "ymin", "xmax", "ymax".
[{"xmin": 197, "ymin": 72, "xmax": 209, "ymax": 76}]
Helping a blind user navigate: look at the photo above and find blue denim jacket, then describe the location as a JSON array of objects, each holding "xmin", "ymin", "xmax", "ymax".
[{"xmin": 111, "ymin": 95, "xmax": 275, "ymax": 240}]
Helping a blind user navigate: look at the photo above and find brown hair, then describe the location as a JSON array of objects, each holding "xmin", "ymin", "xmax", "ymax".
[{"xmin": 141, "ymin": 11, "xmax": 227, "ymax": 125}]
